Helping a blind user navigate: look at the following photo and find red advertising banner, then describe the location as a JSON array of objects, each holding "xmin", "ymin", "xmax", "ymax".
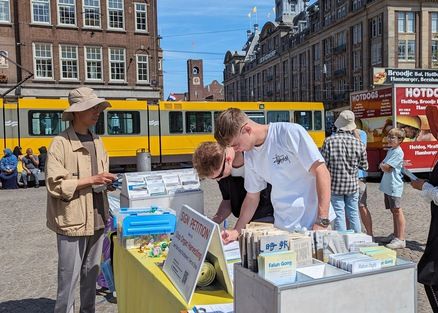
[
  {"xmin": 395, "ymin": 86, "xmax": 438, "ymax": 171},
  {"xmin": 350, "ymin": 87, "xmax": 392, "ymax": 118}
]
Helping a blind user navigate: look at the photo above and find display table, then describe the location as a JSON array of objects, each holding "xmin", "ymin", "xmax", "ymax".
[{"xmin": 113, "ymin": 238, "xmax": 233, "ymax": 313}]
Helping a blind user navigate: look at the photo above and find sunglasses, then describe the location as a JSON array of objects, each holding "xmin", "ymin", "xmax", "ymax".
[{"xmin": 212, "ymin": 152, "xmax": 227, "ymax": 180}]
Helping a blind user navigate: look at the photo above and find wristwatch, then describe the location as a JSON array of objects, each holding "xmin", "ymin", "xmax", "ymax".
[{"xmin": 316, "ymin": 216, "xmax": 330, "ymax": 227}]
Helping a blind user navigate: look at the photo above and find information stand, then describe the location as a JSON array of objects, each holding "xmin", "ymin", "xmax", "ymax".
[
  {"xmin": 164, "ymin": 205, "xmax": 233, "ymax": 304},
  {"xmin": 234, "ymin": 259, "xmax": 416, "ymax": 313},
  {"xmin": 120, "ymin": 169, "xmax": 204, "ymax": 214},
  {"xmin": 113, "ymin": 238, "xmax": 233, "ymax": 313}
]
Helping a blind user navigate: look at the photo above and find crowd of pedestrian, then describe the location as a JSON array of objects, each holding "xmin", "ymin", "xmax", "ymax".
[{"xmin": 0, "ymin": 145, "xmax": 47, "ymax": 189}]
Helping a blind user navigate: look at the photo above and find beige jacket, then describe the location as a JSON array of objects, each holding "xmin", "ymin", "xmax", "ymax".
[{"xmin": 46, "ymin": 126, "xmax": 110, "ymax": 236}]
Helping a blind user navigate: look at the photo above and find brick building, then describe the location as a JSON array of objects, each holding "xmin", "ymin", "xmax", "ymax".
[
  {"xmin": 0, "ymin": 0, "xmax": 162, "ymax": 101},
  {"xmin": 223, "ymin": 0, "xmax": 438, "ymax": 112}
]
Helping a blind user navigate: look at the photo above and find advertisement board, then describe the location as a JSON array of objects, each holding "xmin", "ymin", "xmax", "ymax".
[
  {"xmin": 351, "ymin": 85, "xmax": 438, "ymax": 172},
  {"xmin": 373, "ymin": 67, "xmax": 438, "ymax": 85}
]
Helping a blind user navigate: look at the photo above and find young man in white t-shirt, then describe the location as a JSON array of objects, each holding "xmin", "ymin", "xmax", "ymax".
[{"xmin": 215, "ymin": 108, "xmax": 333, "ymax": 243}]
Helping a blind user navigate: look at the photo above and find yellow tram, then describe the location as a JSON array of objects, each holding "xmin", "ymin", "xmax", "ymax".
[{"xmin": 0, "ymin": 99, "xmax": 325, "ymax": 168}]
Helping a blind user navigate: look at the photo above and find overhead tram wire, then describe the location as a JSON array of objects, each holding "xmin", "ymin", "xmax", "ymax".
[{"xmin": 161, "ymin": 28, "xmax": 247, "ymax": 38}]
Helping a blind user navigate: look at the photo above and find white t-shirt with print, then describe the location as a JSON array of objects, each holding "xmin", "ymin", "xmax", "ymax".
[{"xmin": 244, "ymin": 122, "xmax": 332, "ymax": 231}]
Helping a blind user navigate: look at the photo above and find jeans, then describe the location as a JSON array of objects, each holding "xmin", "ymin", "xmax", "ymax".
[
  {"xmin": 331, "ymin": 191, "xmax": 361, "ymax": 232},
  {"xmin": 22, "ymin": 168, "xmax": 40, "ymax": 186}
]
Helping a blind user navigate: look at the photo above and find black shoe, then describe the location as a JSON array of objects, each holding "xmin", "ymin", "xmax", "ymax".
[
  {"xmin": 35, "ymin": 185, "xmax": 39, "ymax": 188},
  {"xmin": 23, "ymin": 185, "xmax": 27, "ymax": 189}
]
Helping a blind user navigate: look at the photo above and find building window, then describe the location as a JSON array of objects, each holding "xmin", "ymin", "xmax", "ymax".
[
  {"xmin": 107, "ymin": 111, "xmax": 140, "ymax": 134},
  {"xmin": 33, "ymin": 43, "xmax": 53, "ymax": 79},
  {"xmin": 398, "ymin": 40, "xmax": 415, "ymax": 61},
  {"xmin": 109, "ymin": 48, "xmax": 125, "ymax": 81},
  {"xmin": 352, "ymin": 23, "xmax": 362, "ymax": 44},
  {"xmin": 432, "ymin": 13, "xmax": 438, "ymax": 33},
  {"xmin": 335, "ymin": 31, "xmax": 346, "ymax": 46},
  {"xmin": 371, "ymin": 41, "xmax": 382, "ymax": 65},
  {"xmin": 313, "ymin": 43, "xmax": 320, "ymax": 61},
  {"xmin": 135, "ymin": 2, "xmax": 147, "ymax": 32},
  {"xmin": 136, "ymin": 54, "xmax": 149, "ymax": 83},
  {"xmin": 370, "ymin": 14, "xmax": 382, "ymax": 37},
  {"xmin": 29, "ymin": 111, "xmax": 67, "ymax": 135},
  {"xmin": 108, "ymin": 0, "xmax": 124, "ymax": 29},
  {"xmin": 60, "ymin": 45, "xmax": 78, "ymax": 80},
  {"xmin": 353, "ymin": 75, "xmax": 363, "ymax": 91},
  {"xmin": 186, "ymin": 112, "xmax": 212, "ymax": 133},
  {"xmin": 353, "ymin": 50, "xmax": 362, "ymax": 70},
  {"xmin": 398, "ymin": 12, "xmax": 415, "ymax": 33},
  {"xmin": 169, "ymin": 112, "xmax": 183, "ymax": 133},
  {"xmin": 352, "ymin": 0, "xmax": 363, "ymax": 11},
  {"xmin": 0, "ymin": 50, "xmax": 8, "ymax": 68},
  {"xmin": 58, "ymin": 0, "xmax": 75, "ymax": 25},
  {"xmin": 85, "ymin": 46, "xmax": 102, "ymax": 80},
  {"xmin": 32, "ymin": 0, "xmax": 50, "ymax": 24},
  {"xmin": 432, "ymin": 41, "xmax": 438, "ymax": 62},
  {"xmin": 83, "ymin": 0, "xmax": 100, "ymax": 27},
  {"xmin": 0, "ymin": 0, "xmax": 10, "ymax": 22}
]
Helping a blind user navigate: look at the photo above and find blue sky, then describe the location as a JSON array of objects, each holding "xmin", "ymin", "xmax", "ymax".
[{"xmin": 157, "ymin": 1, "xmax": 287, "ymax": 98}]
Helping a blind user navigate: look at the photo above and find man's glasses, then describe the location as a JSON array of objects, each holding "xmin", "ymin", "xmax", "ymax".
[{"xmin": 212, "ymin": 152, "xmax": 227, "ymax": 180}]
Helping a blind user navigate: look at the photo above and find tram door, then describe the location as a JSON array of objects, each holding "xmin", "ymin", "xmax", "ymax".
[{"xmin": 2, "ymin": 100, "xmax": 19, "ymax": 150}]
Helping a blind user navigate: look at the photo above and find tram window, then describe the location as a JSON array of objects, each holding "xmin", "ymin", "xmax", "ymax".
[
  {"xmin": 29, "ymin": 111, "xmax": 68, "ymax": 136},
  {"xmin": 314, "ymin": 111, "xmax": 323, "ymax": 130},
  {"xmin": 107, "ymin": 111, "xmax": 140, "ymax": 135},
  {"xmin": 294, "ymin": 111, "xmax": 313, "ymax": 130},
  {"xmin": 245, "ymin": 112, "xmax": 265, "ymax": 124},
  {"xmin": 169, "ymin": 111, "xmax": 183, "ymax": 133},
  {"xmin": 213, "ymin": 111, "xmax": 222, "ymax": 124},
  {"xmin": 267, "ymin": 111, "xmax": 289, "ymax": 123},
  {"xmin": 186, "ymin": 111, "xmax": 212, "ymax": 133},
  {"xmin": 89, "ymin": 113, "xmax": 105, "ymax": 135}
]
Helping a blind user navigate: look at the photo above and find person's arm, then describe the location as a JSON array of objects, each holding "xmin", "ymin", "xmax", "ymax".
[
  {"xmin": 22, "ymin": 158, "xmax": 30, "ymax": 174},
  {"xmin": 379, "ymin": 163, "xmax": 393, "ymax": 173},
  {"xmin": 358, "ymin": 144, "xmax": 368, "ymax": 171},
  {"xmin": 212, "ymin": 200, "xmax": 232, "ymax": 224},
  {"xmin": 309, "ymin": 160, "xmax": 331, "ymax": 230},
  {"xmin": 412, "ymin": 179, "xmax": 438, "ymax": 206},
  {"xmin": 221, "ymin": 191, "xmax": 260, "ymax": 244},
  {"xmin": 32, "ymin": 155, "xmax": 39, "ymax": 167}
]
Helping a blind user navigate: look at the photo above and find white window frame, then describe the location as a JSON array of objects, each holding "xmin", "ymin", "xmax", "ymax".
[
  {"xmin": 31, "ymin": 0, "xmax": 51, "ymax": 24},
  {"xmin": 33, "ymin": 43, "xmax": 53, "ymax": 79},
  {"xmin": 0, "ymin": 0, "xmax": 10, "ymax": 23},
  {"xmin": 136, "ymin": 54, "xmax": 149, "ymax": 83},
  {"xmin": 398, "ymin": 40, "xmax": 416, "ymax": 62},
  {"xmin": 59, "ymin": 45, "xmax": 79, "ymax": 80},
  {"xmin": 108, "ymin": 47, "xmax": 126, "ymax": 82},
  {"xmin": 57, "ymin": 0, "xmax": 76, "ymax": 26},
  {"xmin": 134, "ymin": 2, "xmax": 147, "ymax": 32},
  {"xmin": 398, "ymin": 12, "xmax": 415, "ymax": 33},
  {"xmin": 107, "ymin": 0, "xmax": 124, "ymax": 30},
  {"xmin": 82, "ymin": 0, "xmax": 101, "ymax": 28},
  {"xmin": 84, "ymin": 46, "xmax": 103, "ymax": 81}
]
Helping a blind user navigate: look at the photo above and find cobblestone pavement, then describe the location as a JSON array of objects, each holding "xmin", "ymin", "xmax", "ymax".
[{"xmin": 0, "ymin": 181, "xmax": 433, "ymax": 312}]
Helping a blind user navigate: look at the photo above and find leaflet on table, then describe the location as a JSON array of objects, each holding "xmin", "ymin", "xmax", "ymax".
[
  {"xmin": 192, "ymin": 303, "xmax": 234, "ymax": 313},
  {"xmin": 257, "ymin": 250, "xmax": 297, "ymax": 285}
]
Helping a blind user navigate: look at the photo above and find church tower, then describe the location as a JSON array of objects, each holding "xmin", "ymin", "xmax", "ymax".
[
  {"xmin": 275, "ymin": 0, "xmax": 306, "ymax": 24},
  {"xmin": 187, "ymin": 59, "xmax": 205, "ymax": 101}
]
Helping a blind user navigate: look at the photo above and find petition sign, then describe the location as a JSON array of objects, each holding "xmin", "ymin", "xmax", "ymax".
[{"xmin": 373, "ymin": 67, "xmax": 438, "ymax": 85}]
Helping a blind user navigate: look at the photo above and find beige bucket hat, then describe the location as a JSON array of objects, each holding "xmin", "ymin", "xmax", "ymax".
[
  {"xmin": 62, "ymin": 87, "xmax": 111, "ymax": 121},
  {"xmin": 335, "ymin": 110, "xmax": 356, "ymax": 131}
]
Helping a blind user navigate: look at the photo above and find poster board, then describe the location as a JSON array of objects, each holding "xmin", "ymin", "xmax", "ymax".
[{"xmin": 163, "ymin": 205, "xmax": 233, "ymax": 304}]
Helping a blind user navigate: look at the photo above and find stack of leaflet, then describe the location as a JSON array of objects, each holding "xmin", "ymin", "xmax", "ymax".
[
  {"xmin": 329, "ymin": 252, "xmax": 382, "ymax": 274},
  {"xmin": 239, "ymin": 222, "xmax": 312, "ymax": 275},
  {"xmin": 223, "ymin": 241, "xmax": 241, "ymax": 282},
  {"xmin": 115, "ymin": 205, "xmax": 176, "ymax": 250},
  {"xmin": 360, "ymin": 246, "xmax": 397, "ymax": 268}
]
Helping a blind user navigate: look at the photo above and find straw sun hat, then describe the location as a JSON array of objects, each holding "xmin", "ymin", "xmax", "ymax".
[{"xmin": 62, "ymin": 87, "xmax": 111, "ymax": 121}]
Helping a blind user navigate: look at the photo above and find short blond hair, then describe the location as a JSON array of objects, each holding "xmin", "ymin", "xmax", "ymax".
[
  {"xmin": 214, "ymin": 108, "xmax": 248, "ymax": 146},
  {"xmin": 388, "ymin": 127, "xmax": 406, "ymax": 142},
  {"xmin": 192, "ymin": 142, "xmax": 225, "ymax": 178}
]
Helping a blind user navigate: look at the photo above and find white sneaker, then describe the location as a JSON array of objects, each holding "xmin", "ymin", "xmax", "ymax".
[
  {"xmin": 381, "ymin": 233, "xmax": 395, "ymax": 244},
  {"xmin": 386, "ymin": 238, "xmax": 406, "ymax": 249}
]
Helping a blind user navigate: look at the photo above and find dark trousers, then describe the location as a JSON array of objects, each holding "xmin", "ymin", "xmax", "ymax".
[{"xmin": 425, "ymin": 285, "xmax": 438, "ymax": 312}]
